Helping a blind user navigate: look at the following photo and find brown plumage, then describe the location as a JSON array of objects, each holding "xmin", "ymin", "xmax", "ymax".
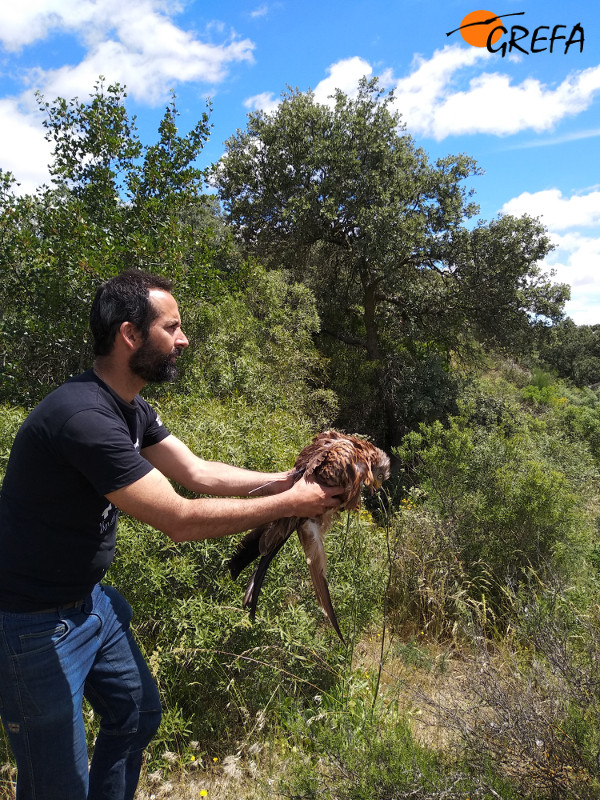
[{"xmin": 228, "ymin": 430, "xmax": 391, "ymax": 643}]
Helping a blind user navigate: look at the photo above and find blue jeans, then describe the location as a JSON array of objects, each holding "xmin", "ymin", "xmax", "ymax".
[{"xmin": 0, "ymin": 584, "xmax": 162, "ymax": 800}]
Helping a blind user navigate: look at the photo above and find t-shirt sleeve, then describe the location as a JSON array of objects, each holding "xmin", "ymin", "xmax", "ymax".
[
  {"xmin": 137, "ymin": 399, "xmax": 171, "ymax": 449},
  {"xmin": 58, "ymin": 408, "xmax": 158, "ymax": 496}
]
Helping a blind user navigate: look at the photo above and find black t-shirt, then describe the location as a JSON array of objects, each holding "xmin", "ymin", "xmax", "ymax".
[{"xmin": 0, "ymin": 370, "xmax": 170, "ymax": 611}]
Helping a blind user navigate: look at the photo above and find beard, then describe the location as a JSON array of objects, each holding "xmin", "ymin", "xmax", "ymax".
[{"xmin": 130, "ymin": 339, "xmax": 182, "ymax": 383}]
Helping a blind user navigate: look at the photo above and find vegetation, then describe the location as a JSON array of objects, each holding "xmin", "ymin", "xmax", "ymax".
[
  {"xmin": 0, "ymin": 80, "xmax": 236, "ymax": 407},
  {"xmin": 214, "ymin": 77, "xmax": 569, "ymax": 448},
  {"xmin": 1, "ymin": 79, "xmax": 600, "ymax": 799}
]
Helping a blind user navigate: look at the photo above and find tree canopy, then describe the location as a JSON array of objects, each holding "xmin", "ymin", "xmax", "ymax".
[
  {"xmin": 540, "ymin": 318, "xmax": 600, "ymax": 386},
  {"xmin": 0, "ymin": 81, "xmax": 238, "ymax": 405},
  {"xmin": 214, "ymin": 78, "xmax": 569, "ymax": 446}
]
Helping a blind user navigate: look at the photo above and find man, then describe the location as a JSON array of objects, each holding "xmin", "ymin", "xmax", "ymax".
[{"xmin": 0, "ymin": 270, "xmax": 341, "ymax": 800}]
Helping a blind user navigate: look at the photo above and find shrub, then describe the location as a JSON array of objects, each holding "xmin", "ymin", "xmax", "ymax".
[
  {"xmin": 400, "ymin": 420, "xmax": 582, "ymax": 575},
  {"xmin": 412, "ymin": 575, "xmax": 600, "ymax": 800},
  {"xmin": 392, "ymin": 385, "xmax": 596, "ymax": 632},
  {"xmin": 176, "ymin": 264, "xmax": 338, "ymax": 430},
  {"xmin": 0, "ymin": 405, "xmax": 25, "ymax": 481},
  {"xmin": 105, "ymin": 393, "xmax": 388, "ymax": 760},
  {"xmin": 109, "ymin": 506, "xmax": 386, "ymax": 761}
]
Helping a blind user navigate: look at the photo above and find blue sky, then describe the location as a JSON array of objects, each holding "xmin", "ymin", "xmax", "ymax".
[{"xmin": 1, "ymin": 0, "xmax": 599, "ymax": 324}]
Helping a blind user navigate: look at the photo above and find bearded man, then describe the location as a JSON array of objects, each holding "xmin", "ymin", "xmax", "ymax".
[{"xmin": 0, "ymin": 270, "xmax": 341, "ymax": 800}]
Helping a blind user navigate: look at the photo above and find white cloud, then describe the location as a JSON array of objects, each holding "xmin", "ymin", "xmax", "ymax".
[
  {"xmin": 389, "ymin": 45, "xmax": 600, "ymax": 139},
  {"xmin": 505, "ymin": 128, "xmax": 600, "ymax": 149},
  {"xmin": 1, "ymin": 0, "xmax": 255, "ymax": 106},
  {"xmin": 37, "ymin": 33, "xmax": 254, "ymax": 105},
  {"xmin": 0, "ymin": 0, "xmax": 256, "ymax": 190},
  {"xmin": 243, "ymin": 91, "xmax": 279, "ymax": 114},
  {"xmin": 550, "ymin": 231, "xmax": 600, "ymax": 281},
  {"xmin": 312, "ymin": 57, "xmax": 373, "ymax": 104},
  {"xmin": 243, "ymin": 57, "xmax": 374, "ymax": 115},
  {"xmin": 0, "ymin": 0, "xmax": 98, "ymax": 50},
  {"xmin": 272, "ymin": 47, "xmax": 600, "ymax": 140},
  {"xmin": 0, "ymin": 98, "xmax": 53, "ymax": 193},
  {"xmin": 502, "ymin": 188, "xmax": 600, "ymax": 231},
  {"xmin": 549, "ymin": 233, "xmax": 600, "ymax": 325},
  {"xmin": 250, "ymin": 5, "xmax": 269, "ymax": 19},
  {"xmin": 501, "ymin": 188, "xmax": 600, "ymax": 325},
  {"xmin": 390, "ymin": 45, "xmax": 487, "ymax": 132}
]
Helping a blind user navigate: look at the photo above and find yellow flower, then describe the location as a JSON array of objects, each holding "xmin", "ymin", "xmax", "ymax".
[
  {"xmin": 200, "ymin": 792, "xmax": 208, "ymax": 798},
  {"xmin": 213, "ymin": 756, "xmax": 218, "ymax": 763}
]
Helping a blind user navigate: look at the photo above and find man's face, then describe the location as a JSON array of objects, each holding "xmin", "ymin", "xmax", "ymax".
[{"xmin": 129, "ymin": 290, "xmax": 189, "ymax": 383}]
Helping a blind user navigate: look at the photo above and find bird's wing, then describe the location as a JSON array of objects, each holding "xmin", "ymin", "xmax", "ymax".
[
  {"xmin": 259, "ymin": 516, "xmax": 298, "ymax": 554},
  {"xmin": 297, "ymin": 513, "xmax": 345, "ymax": 643},
  {"xmin": 313, "ymin": 439, "xmax": 369, "ymax": 509},
  {"xmin": 295, "ymin": 436, "xmax": 337, "ymax": 479},
  {"xmin": 228, "ymin": 515, "xmax": 297, "ymax": 579}
]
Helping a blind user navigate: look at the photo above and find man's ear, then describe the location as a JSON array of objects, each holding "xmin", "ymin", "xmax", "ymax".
[{"xmin": 119, "ymin": 321, "xmax": 139, "ymax": 350}]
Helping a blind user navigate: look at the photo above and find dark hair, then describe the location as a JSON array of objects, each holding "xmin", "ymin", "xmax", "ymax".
[{"xmin": 90, "ymin": 270, "xmax": 174, "ymax": 356}]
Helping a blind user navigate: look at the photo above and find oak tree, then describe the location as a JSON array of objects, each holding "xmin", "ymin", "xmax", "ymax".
[{"xmin": 214, "ymin": 78, "xmax": 567, "ymax": 445}]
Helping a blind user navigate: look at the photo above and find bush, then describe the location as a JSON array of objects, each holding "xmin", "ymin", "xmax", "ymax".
[
  {"xmin": 399, "ymin": 421, "xmax": 583, "ymax": 576},
  {"xmin": 412, "ymin": 575, "xmax": 600, "ymax": 799},
  {"xmin": 0, "ymin": 405, "xmax": 25, "ymax": 481},
  {"xmin": 177, "ymin": 264, "xmax": 338, "ymax": 430},
  {"xmin": 392, "ymin": 380, "xmax": 596, "ymax": 632},
  {"xmin": 109, "ymin": 504, "xmax": 386, "ymax": 761}
]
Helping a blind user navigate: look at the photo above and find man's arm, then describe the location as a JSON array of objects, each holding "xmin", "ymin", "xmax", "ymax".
[
  {"xmin": 105, "ymin": 467, "xmax": 340, "ymax": 543},
  {"xmin": 142, "ymin": 434, "xmax": 294, "ymax": 497}
]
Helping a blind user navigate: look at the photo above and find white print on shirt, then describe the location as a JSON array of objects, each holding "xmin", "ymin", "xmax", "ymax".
[{"xmin": 99, "ymin": 502, "xmax": 119, "ymax": 534}]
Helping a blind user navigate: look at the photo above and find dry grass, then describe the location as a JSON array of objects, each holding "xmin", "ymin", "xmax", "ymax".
[
  {"xmin": 0, "ymin": 751, "xmax": 278, "ymax": 800},
  {"xmin": 352, "ymin": 631, "xmax": 473, "ymax": 748},
  {"xmin": 130, "ymin": 635, "xmax": 476, "ymax": 800},
  {"xmin": 135, "ymin": 757, "xmax": 273, "ymax": 800}
]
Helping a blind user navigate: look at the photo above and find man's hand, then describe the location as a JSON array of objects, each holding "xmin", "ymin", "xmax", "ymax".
[{"xmin": 285, "ymin": 475, "xmax": 342, "ymax": 518}]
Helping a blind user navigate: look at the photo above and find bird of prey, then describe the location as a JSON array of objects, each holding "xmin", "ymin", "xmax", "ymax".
[{"xmin": 228, "ymin": 430, "xmax": 391, "ymax": 643}]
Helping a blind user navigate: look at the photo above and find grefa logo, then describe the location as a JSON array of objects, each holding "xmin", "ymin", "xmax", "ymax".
[{"xmin": 446, "ymin": 10, "xmax": 585, "ymax": 57}]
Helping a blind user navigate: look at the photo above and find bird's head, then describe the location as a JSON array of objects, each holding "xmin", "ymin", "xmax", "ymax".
[{"xmin": 369, "ymin": 448, "xmax": 391, "ymax": 492}]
